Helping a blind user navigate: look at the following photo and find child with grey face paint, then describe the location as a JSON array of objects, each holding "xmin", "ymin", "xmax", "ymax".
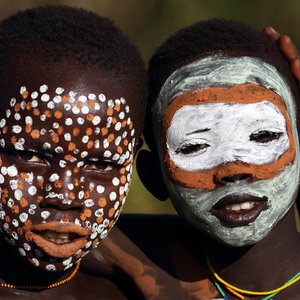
[
  {"xmin": 0, "ymin": 5, "xmax": 147, "ymax": 299},
  {"xmin": 92, "ymin": 19, "xmax": 300, "ymax": 299}
]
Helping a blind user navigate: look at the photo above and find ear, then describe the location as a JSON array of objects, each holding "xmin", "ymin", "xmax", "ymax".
[{"xmin": 136, "ymin": 149, "xmax": 169, "ymax": 201}]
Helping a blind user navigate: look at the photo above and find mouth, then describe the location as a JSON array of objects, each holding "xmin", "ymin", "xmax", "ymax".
[
  {"xmin": 211, "ymin": 194, "xmax": 268, "ymax": 227},
  {"xmin": 25, "ymin": 222, "xmax": 91, "ymax": 258}
]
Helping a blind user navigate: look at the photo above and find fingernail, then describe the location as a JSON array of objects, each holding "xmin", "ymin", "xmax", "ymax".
[{"xmin": 291, "ymin": 59, "xmax": 300, "ymax": 81}]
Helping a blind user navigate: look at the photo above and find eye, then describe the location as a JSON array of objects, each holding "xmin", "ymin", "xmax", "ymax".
[
  {"xmin": 16, "ymin": 151, "xmax": 48, "ymax": 165},
  {"xmin": 175, "ymin": 143, "xmax": 209, "ymax": 155},
  {"xmin": 250, "ymin": 130, "xmax": 283, "ymax": 143},
  {"xmin": 84, "ymin": 160, "xmax": 117, "ymax": 173}
]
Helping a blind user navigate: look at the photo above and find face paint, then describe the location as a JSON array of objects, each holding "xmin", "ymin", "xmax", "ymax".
[
  {"xmin": 153, "ymin": 55, "xmax": 300, "ymax": 246},
  {"xmin": 0, "ymin": 85, "xmax": 136, "ymax": 271}
]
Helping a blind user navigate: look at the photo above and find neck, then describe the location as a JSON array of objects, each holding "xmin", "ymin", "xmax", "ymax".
[
  {"xmin": 0, "ymin": 236, "xmax": 75, "ymax": 287},
  {"xmin": 206, "ymin": 205, "xmax": 300, "ymax": 294}
]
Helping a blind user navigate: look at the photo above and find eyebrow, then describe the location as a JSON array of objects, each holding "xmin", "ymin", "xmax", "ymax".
[{"xmin": 186, "ymin": 128, "xmax": 210, "ymax": 136}]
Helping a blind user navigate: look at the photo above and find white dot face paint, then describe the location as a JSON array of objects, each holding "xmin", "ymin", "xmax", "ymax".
[
  {"xmin": 154, "ymin": 55, "xmax": 300, "ymax": 247},
  {"xmin": 0, "ymin": 84, "xmax": 136, "ymax": 272}
]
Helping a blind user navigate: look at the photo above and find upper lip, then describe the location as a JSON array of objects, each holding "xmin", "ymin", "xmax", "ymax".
[
  {"xmin": 28, "ymin": 222, "xmax": 91, "ymax": 236},
  {"xmin": 24, "ymin": 221, "xmax": 91, "ymax": 258}
]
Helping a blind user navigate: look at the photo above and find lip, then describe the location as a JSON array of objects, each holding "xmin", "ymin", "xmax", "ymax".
[
  {"xmin": 211, "ymin": 194, "xmax": 268, "ymax": 227},
  {"xmin": 24, "ymin": 221, "xmax": 91, "ymax": 258}
]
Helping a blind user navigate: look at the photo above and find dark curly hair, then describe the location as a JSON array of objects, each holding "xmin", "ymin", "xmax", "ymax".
[{"xmin": 0, "ymin": 5, "xmax": 147, "ymax": 127}]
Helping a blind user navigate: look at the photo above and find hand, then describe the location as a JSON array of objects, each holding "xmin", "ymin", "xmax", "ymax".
[{"xmin": 263, "ymin": 26, "xmax": 300, "ymax": 81}]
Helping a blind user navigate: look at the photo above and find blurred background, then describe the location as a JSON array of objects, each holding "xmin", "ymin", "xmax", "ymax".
[{"xmin": 1, "ymin": 0, "xmax": 299, "ymax": 214}]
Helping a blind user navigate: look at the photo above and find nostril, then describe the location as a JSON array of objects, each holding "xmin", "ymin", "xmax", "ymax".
[
  {"xmin": 240, "ymin": 174, "xmax": 252, "ymax": 181},
  {"xmin": 222, "ymin": 177, "xmax": 235, "ymax": 183},
  {"xmin": 214, "ymin": 173, "xmax": 253, "ymax": 185}
]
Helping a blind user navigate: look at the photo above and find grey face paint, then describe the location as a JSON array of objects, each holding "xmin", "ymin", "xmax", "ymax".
[{"xmin": 153, "ymin": 55, "xmax": 300, "ymax": 246}]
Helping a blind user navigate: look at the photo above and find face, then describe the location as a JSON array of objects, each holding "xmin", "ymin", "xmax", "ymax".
[
  {"xmin": 154, "ymin": 56, "xmax": 300, "ymax": 246},
  {"xmin": 0, "ymin": 62, "xmax": 137, "ymax": 271}
]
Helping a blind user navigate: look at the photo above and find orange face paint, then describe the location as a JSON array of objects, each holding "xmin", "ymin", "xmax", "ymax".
[{"xmin": 163, "ymin": 83, "xmax": 296, "ymax": 189}]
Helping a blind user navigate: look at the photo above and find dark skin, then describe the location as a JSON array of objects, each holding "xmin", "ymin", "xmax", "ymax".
[
  {"xmin": 0, "ymin": 52, "xmax": 143, "ymax": 299},
  {"xmin": 87, "ymin": 30, "xmax": 300, "ymax": 299},
  {"xmin": 100, "ymin": 205, "xmax": 300, "ymax": 299}
]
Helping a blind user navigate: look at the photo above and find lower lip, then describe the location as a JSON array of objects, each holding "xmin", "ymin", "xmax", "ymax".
[
  {"xmin": 211, "ymin": 201, "xmax": 268, "ymax": 227},
  {"xmin": 27, "ymin": 232, "xmax": 87, "ymax": 258}
]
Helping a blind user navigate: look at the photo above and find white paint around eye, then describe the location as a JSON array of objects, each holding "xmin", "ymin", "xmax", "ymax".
[{"xmin": 167, "ymin": 101, "xmax": 289, "ymax": 171}]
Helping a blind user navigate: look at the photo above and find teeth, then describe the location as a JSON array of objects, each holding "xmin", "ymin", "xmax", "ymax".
[
  {"xmin": 42, "ymin": 231, "xmax": 71, "ymax": 244},
  {"xmin": 225, "ymin": 201, "xmax": 255, "ymax": 211}
]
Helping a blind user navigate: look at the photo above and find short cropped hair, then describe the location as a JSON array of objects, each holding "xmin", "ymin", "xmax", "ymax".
[
  {"xmin": 146, "ymin": 19, "xmax": 299, "ymax": 150},
  {"xmin": 0, "ymin": 5, "xmax": 147, "ymax": 123}
]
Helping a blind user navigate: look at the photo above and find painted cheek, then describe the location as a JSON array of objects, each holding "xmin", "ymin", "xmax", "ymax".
[
  {"xmin": 0, "ymin": 159, "xmax": 44, "ymax": 242},
  {"xmin": 80, "ymin": 162, "xmax": 133, "ymax": 244}
]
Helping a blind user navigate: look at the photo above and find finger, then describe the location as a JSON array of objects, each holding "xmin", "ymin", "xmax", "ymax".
[
  {"xmin": 279, "ymin": 35, "xmax": 298, "ymax": 61},
  {"xmin": 291, "ymin": 58, "xmax": 300, "ymax": 81},
  {"xmin": 263, "ymin": 26, "xmax": 280, "ymax": 41}
]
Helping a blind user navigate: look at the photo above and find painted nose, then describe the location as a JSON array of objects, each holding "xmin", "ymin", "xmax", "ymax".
[{"xmin": 39, "ymin": 169, "xmax": 84, "ymax": 212}]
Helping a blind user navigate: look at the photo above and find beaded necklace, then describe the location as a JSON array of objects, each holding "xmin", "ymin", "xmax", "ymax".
[
  {"xmin": 0, "ymin": 261, "xmax": 80, "ymax": 290},
  {"xmin": 206, "ymin": 256, "xmax": 300, "ymax": 299}
]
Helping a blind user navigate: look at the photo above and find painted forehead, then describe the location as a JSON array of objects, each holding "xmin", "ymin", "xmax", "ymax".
[
  {"xmin": 153, "ymin": 55, "xmax": 297, "ymax": 127},
  {"xmin": 0, "ymin": 84, "xmax": 136, "ymax": 161}
]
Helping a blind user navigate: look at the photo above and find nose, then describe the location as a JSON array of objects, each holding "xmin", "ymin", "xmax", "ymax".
[{"xmin": 39, "ymin": 169, "xmax": 84, "ymax": 212}]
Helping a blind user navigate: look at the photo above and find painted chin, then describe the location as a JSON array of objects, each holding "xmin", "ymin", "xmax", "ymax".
[
  {"xmin": 24, "ymin": 222, "xmax": 91, "ymax": 258},
  {"xmin": 211, "ymin": 194, "xmax": 268, "ymax": 227}
]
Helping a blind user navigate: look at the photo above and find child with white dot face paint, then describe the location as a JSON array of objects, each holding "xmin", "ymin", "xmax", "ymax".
[
  {"xmin": 0, "ymin": 5, "xmax": 146, "ymax": 297},
  {"xmin": 0, "ymin": 83, "xmax": 136, "ymax": 269}
]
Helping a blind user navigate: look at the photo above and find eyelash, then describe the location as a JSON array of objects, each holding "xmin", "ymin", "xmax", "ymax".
[
  {"xmin": 84, "ymin": 160, "xmax": 119, "ymax": 173},
  {"xmin": 7, "ymin": 150, "xmax": 122, "ymax": 173},
  {"xmin": 249, "ymin": 130, "xmax": 283, "ymax": 143},
  {"xmin": 14, "ymin": 150, "xmax": 49, "ymax": 165},
  {"xmin": 175, "ymin": 143, "xmax": 209, "ymax": 155}
]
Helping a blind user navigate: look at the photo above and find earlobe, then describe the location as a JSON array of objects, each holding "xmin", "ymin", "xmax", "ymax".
[{"xmin": 136, "ymin": 149, "xmax": 169, "ymax": 201}]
